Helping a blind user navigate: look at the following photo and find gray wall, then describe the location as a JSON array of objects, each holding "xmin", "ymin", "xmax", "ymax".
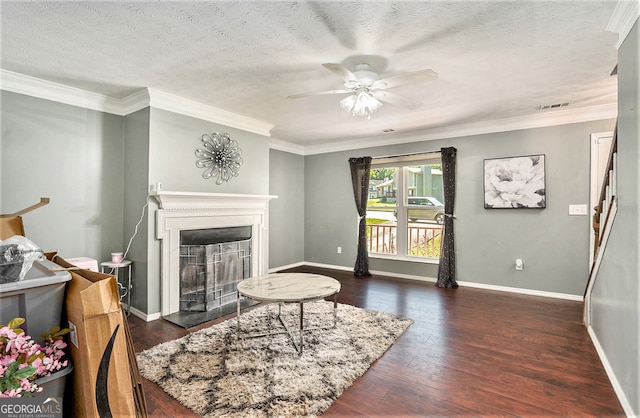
[
  {"xmin": 123, "ymin": 108, "xmax": 151, "ymax": 312},
  {"xmin": 304, "ymin": 119, "xmax": 616, "ymax": 295},
  {"xmin": 269, "ymin": 149, "xmax": 305, "ymax": 269},
  {"xmin": 147, "ymin": 108, "xmax": 270, "ymax": 196},
  {"xmin": 1, "ymin": 91, "xmax": 124, "ymax": 261},
  {"xmin": 591, "ymin": 19, "xmax": 639, "ymax": 415}
]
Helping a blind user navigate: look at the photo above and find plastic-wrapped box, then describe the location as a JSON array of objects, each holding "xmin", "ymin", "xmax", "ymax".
[
  {"xmin": 0, "ymin": 259, "xmax": 71, "ymax": 340},
  {"xmin": 0, "ymin": 236, "xmax": 44, "ymax": 284},
  {"xmin": 0, "ymin": 243, "xmax": 23, "ymax": 283}
]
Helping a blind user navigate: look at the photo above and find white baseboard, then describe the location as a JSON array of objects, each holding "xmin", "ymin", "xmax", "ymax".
[
  {"xmin": 129, "ymin": 306, "xmax": 161, "ymax": 322},
  {"xmin": 283, "ymin": 261, "xmax": 437, "ymax": 282},
  {"xmin": 587, "ymin": 325, "xmax": 635, "ymax": 417},
  {"xmin": 299, "ymin": 262, "xmax": 353, "ymax": 273},
  {"xmin": 457, "ymin": 280, "xmax": 583, "ymax": 301},
  {"xmin": 268, "ymin": 261, "xmax": 307, "ymax": 272},
  {"xmin": 271, "ymin": 261, "xmax": 582, "ymax": 300}
]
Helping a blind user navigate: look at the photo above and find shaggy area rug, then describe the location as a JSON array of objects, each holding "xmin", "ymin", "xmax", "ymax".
[{"xmin": 136, "ymin": 301, "xmax": 413, "ymax": 417}]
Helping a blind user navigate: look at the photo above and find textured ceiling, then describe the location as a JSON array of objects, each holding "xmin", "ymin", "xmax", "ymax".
[{"xmin": 0, "ymin": 1, "xmax": 620, "ymax": 147}]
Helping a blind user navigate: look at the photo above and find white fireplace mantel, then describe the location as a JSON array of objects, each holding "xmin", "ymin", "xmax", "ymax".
[
  {"xmin": 152, "ymin": 191, "xmax": 276, "ymax": 211},
  {"xmin": 152, "ymin": 191, "xmax": 277, "ymax": 316}
]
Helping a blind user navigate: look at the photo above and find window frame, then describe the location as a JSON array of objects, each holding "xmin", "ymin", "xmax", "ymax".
[{"xmin": 368, "ymin": 152, "xmax": 443, "ymax": 264}]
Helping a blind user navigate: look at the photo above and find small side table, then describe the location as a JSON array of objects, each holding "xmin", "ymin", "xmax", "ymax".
[{"xmin": 100, "ymin": 260, "xmax": 132, "ymax": 316}]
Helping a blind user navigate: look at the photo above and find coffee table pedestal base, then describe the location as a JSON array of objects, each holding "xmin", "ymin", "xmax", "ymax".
[{"xmin": 236, "ymin": 293, "xmax": 338, "ymax": 354}]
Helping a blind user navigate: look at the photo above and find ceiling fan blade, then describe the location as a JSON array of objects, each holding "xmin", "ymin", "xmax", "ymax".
[
  {"xmin": 287, "ymin": 89, "xmax": 351, "ymax": 99},
  {"xmin": 322, "ymin": 63, "xmax": 360, "ymax": 84},
  {"xmin": 372, "ymin": 91, "xmax": 422, "ymax": 109},
  {"xmin": 373, "ymin": 69, "xmax": 438, "ymax": 89}
]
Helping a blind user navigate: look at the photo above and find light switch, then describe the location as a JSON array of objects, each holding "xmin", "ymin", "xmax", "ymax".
[{"xmin": 568, "ymin": 204, "xmax": 588, "ymax": 216}]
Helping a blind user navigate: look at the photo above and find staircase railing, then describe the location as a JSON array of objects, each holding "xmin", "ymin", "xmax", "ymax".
[
  {"xmin": 584, "ymin": 125, "xmax": 618, "ymax": 324},
  {"xmin": 592, "ymin": 129, "xmax": 618, "ymax": 262}
]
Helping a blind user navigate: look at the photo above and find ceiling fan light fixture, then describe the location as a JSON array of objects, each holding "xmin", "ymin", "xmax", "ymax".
[
  {"xmin": 340, "ymin": 90, "xmax": 382, "ymax": 119},
  {"xmin": 344, "ymin": 80, "xmax": 360, "ymax": 89},
  {"xmin": 290, "ymin": 61, "xmax": 435, "ymax": 119}
]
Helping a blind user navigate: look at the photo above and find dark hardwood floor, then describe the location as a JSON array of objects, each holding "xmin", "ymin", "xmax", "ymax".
[{"xmin": 128, "ymin": 266, "xmax": 625, "ymax": 417}]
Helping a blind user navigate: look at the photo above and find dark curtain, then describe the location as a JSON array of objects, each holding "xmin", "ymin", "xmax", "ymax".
[
  {"xmin": 436, "ymin": 147, "xmax": 458, "ymax": 288},
  {"xmin": 349, "ymin": 157, "xmax": 372, "ymax": 277}
]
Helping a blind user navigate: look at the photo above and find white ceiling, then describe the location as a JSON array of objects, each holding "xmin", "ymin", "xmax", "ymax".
[{"xmin": 0, "ymin": 1, "xmax": 620, "ymax": 150}]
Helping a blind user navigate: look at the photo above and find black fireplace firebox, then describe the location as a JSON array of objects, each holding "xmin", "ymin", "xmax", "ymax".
[{"xmin": 179, "ymin": 226, "xmax": 251, "ymax": 312}]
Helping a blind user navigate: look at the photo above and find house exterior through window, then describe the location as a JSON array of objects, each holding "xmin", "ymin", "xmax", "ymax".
[{"xmin": 366, "ymin": 152, "xmax": 444, "ymax": 262}]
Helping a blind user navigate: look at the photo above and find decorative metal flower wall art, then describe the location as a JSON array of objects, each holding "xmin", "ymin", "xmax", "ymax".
[{"xmin": 195, "ymin": 132, "xmax": 243, "ymax": 184}]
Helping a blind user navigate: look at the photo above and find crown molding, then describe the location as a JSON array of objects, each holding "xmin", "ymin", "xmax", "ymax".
[
  {"xmin": 268, "ymin": 137, "xmax": 307, "ymax": 155},
  {"xmin": 302, "ymin": 103, "xmax": 618, "ymax": 155},
  {"xmin": 119, "ymin": 88, "xmax": 152, "ymax": 115},
  {"xmin": 2, "ymin": 69, "xmax": 617, "ymax": 155},
  {"xmin": 608, "ymin": 0, "xmax": 640, "ymax": 49},
  {"xmin": 0, "ymin": 69, "xmax": 125, "ymax": 114},
  {"xmin": 0, "ymin": 70, "xmax": 273, "ymax": 137},
  {"xmin": 146, "ymin": 88, "xmax": 272, "ymax": 137}
]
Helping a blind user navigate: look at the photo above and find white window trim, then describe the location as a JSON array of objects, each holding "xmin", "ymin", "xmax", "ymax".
[
  {"xmin": 367, "ymin": 152, "xmax": 442, "ymax": 262},
  {"xmin": 369, "ymin": 252, "xmax": 440, "ymax": 264}
]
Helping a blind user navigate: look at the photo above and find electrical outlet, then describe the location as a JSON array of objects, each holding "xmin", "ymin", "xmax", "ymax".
[
  {"xmin": 337, "ymin": 247, "xmax": 342, "ymax": 254},
  {"xmin": 515, "ymin": 258, "xmax": 524, "ymax": 271}
]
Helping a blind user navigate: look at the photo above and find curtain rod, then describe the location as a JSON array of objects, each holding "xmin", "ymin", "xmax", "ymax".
[{"xmin": 372, "ymin": 149, "xmax": 441, "ymax": 160}]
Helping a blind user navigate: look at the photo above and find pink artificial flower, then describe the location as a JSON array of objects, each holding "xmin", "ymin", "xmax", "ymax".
[{"xmin": 0, "ymin": 318, "xmax": 70, "ymax": 397}]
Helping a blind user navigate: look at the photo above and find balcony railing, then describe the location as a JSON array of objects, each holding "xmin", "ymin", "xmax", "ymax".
[{"xmin": 367, "ymin": 223, "xmax": 442, "ymax": 258}]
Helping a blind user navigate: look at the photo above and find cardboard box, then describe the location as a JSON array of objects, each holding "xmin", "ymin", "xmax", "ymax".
[
  {"xmin": 55, "ymin": 256, "xmax": 147, "ymax": 418},
  {"xmin": 1, "ymin": 198, "xmax": 49, "ymax": 240},
  {"xmin": 0, "ymin": 216, "xmax": 25, "ymax": 240}
]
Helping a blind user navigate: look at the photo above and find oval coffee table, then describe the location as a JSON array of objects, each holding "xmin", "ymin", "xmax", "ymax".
[{"xmin": 236, "ymin": 273, "xmax": 341, "ymax": 354}]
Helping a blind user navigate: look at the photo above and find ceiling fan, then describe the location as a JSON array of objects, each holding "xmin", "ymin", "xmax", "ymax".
[{"xmin": 288, "ymin": 62, "xmax": 438, "ymax": 118}]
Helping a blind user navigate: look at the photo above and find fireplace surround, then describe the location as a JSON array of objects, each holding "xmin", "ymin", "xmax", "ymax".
[{"xmin": 153, "ymin": 191, "xmax": 276, "ymax": 316}]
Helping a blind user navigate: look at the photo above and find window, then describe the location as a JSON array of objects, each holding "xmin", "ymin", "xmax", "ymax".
[{"xmin": 366, "ymin": 152, "xmax": 444, "ymax": 261}]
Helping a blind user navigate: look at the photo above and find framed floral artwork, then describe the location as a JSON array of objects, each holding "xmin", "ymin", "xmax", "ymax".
[{"xmin": 484, "ymin": 154, "xmax": 546, "ymax": 209}]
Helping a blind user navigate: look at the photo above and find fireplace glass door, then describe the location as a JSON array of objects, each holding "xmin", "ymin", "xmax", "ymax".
[{"xmin": 179, "ymin": 226, "xmax": 251, "ymax": 312}]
